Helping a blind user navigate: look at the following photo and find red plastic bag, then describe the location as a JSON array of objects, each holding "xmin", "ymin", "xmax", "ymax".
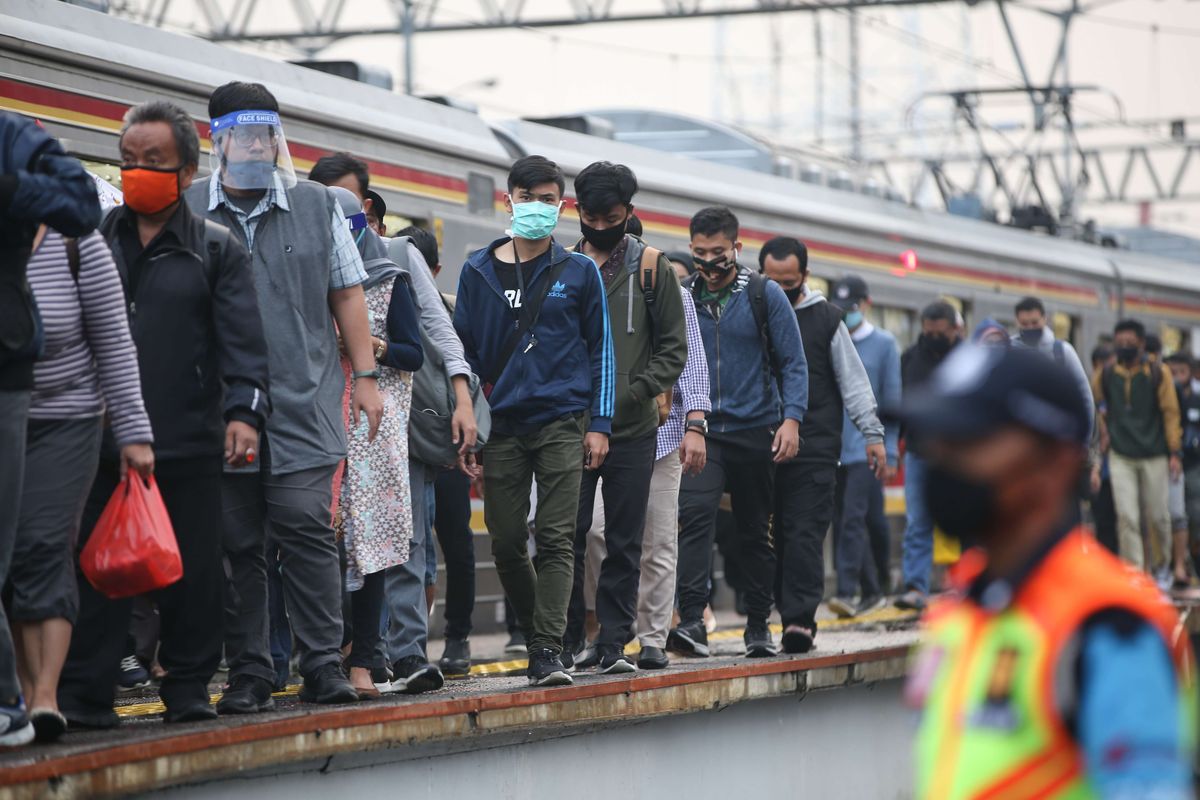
[{"xmin": 80, "ymin": 474, "xmax": 183, "ymax": 599}]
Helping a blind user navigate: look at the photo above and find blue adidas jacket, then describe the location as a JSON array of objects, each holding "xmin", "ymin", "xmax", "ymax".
[{"xmin": 454, "ymin": 237, "xmax": 615, "ymax": 435}]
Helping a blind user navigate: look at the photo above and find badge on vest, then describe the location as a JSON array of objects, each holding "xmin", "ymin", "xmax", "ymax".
[{"xmin": 969, "ymin": 646, "xmax": 1022, "ymax": 731}]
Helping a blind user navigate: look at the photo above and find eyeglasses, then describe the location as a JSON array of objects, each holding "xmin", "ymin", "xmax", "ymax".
[{"xmin": 228, "ymin": 125, "xmax": 277, "ymax": 147}]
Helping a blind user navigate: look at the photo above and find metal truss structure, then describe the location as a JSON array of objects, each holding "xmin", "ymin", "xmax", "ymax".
[{"xmin": 109, "ymin": 0, "xmax": 955, "ymax": 42}]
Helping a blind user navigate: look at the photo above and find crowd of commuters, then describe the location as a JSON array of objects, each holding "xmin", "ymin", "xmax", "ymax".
[{"xmin": 1, "ymin": 79, "xmax": 1195, "ymax": 748}]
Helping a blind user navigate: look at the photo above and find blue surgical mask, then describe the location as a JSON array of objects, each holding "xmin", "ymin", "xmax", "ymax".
[
  {"xmin": 511, "ymin": 201, "xmax": 560, "ymax": 240},
  {"xmin": 845, "ymin": 310, "xmax": 864, "ymax": 329}
]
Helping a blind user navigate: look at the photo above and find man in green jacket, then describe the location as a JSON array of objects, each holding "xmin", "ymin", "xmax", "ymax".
[
  {"xmin": 1093, "ymin": 318, "xmax": 1182, "ymax": 574},
  {"xmin": 564, "ymin": 162, "xmax": 688, "ymax": 673}
]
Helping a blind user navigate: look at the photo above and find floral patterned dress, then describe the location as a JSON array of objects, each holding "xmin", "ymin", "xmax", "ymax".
[{"xmin": 337, "ymin": 276, "xmax": 413, "ymax": 591}]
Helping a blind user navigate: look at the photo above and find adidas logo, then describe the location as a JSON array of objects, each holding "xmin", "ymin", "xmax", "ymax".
[{"xmin": 548, "ymin": 280, "xmax": 569, "ymax": 299}]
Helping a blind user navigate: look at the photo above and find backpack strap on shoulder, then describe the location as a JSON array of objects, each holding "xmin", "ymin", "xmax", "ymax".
[{"xmin": 64, "ymin": 237, "xmax": 81, "ymax": 283}]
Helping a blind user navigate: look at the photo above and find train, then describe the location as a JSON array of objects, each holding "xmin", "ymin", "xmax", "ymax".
[{"xmin": 4, "ymin": 0, "xmax": 1199, "ymax": 359}]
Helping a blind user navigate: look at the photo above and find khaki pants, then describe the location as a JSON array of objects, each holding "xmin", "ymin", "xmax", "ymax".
[
  {"xmin": 584, "ymin": 449, "xmax": 683, "ymax": 648},
  {"xmin": 1109, "ymin": 451, "xmax": 1171, "ymax": 571}
]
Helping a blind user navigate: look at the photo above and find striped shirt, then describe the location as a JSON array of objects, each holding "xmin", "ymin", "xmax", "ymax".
[
  {"xmin": 27, "ymin": 230, "xmax": 153, "ymax": 448},
  {"xmin": 206, "ymin": 173, "xmax": 367, "ymax": 290},
  {"xmin": 656, "ymin": 284, "xmax": 712, "ymax": 460}
]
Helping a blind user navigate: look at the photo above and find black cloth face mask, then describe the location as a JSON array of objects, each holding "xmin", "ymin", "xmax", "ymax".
[{"xmin": 580, "ymin": 218, "xmax": 627, "ymax": 252}]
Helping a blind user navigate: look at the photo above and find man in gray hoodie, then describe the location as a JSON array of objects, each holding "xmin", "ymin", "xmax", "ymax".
[{"xmin": 759, "ymin": 237, "xmax": 886, "ymax": 654}]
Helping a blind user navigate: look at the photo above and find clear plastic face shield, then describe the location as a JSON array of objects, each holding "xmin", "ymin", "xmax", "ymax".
[{"xmin": 209, "ymin": 110, "xmax": 297, "ymax": 192}]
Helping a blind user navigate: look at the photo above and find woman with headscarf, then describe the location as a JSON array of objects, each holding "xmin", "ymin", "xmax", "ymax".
[
  {"xmin": 972, "ymin": 317, "xmax": 1011, "ymax": 347},
  {"xmin": 330, "ymin": 187, "xmax": 423, "ymax": 698}
]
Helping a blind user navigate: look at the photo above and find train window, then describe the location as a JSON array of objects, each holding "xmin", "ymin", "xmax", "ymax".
[
  {"xmin": 1161, "ymin": 324, "xmax": 1184, "ymax": 356},
  {"xmin": 1052, "ymin": 312, "xmax": 1076, "ymax": 348},
  {"xmin": 467, "ymin": 172, "xmax": 495, "ymax": 216},
  {"xmin": 877, "ymin": 305, "xmax": 916, "ymax": 348}
]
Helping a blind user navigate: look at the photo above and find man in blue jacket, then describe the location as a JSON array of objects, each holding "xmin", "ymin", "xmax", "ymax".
[
  {"xmin": 454, "ymin": 155, "xmax": 615, "ymax": 687},
  {"xmin": 0, "ymin": 112, "xmax": 100, "ymax": 746},
  {"xmin": 669, "ymin": 206, "xmax": 808, "ymax": 660}
]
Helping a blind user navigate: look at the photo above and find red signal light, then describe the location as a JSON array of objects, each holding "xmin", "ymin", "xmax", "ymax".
[{"xmin": 900, "ymin": 249, "xmax": 918, "ymax": 271}]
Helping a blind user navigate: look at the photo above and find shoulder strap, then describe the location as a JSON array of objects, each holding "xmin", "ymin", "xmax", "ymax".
[
  {"xmin": 485, "ymin": 258, "xmax": 569, "ymax": 387},
  {"xmin": 200, "ymin": 219, "xmax": 229, "ymax": 291},
  {"xmin": 1052, "ymin": 339, "xmax": 1065, "ymax": 367},
  {"xmin": 64, "ymin": 237, "xmax": 80, "ymax": 283},
  {"xmin": 745, "ymin": 273, "xmax": 779, "ymax": 391},
  {"xmin": 640, "ymin": 245, "xmax": 660, "ymax": 301}
]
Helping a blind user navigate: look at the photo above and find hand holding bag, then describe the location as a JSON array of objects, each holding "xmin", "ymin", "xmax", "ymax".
[{"xmin": 80, "ymin": 474, "xmax": 183, "ymax": 599}]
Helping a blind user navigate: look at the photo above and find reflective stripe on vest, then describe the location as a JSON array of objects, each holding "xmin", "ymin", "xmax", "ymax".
[{"xmin": 911, "ymin": 529, "xmax": 1195, "ymax": 800}]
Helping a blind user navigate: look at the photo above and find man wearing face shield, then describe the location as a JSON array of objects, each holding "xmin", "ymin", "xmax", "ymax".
[
  {"xmin": 902, "ymin": 344, "xmax": 1195, "ymax": 800},
  {"xmin": 184, "ymin": 82, "xmax": 383, "ymax": 711},
  {"xmin": 895, "ymin": 300, "xmax": 962, "ymax": 612}
]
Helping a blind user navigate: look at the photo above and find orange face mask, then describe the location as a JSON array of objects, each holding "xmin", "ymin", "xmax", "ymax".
[{"xmin": 120, "ymin": 166, "xmax": 181, "ymax": 215}]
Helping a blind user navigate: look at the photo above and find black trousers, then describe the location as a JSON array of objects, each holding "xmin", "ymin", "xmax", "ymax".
[
  {"xmin": 59, "ymin": 457, "xmax": 224, "ymax": 720},
  {"xmin": 833, "ymin": 462, "xmax": 888, "ymax": 599},
  {"xmin": 567, "ymin": 433, "xmax": 657, "ymax": 647},
  {"xmin": 434, "ymin": 468, "xmax": 475, "ymax": 641},
  {"xmin": 345, "ymin": 570, "xmax": 385, "ymax": 670},
  {"xmin": 774, "ymin": 460, "xmax": 837, "ymax": 632},
  {"xmin": 677, "ymin": 429, "xmax": 777, "ymax": 626}
]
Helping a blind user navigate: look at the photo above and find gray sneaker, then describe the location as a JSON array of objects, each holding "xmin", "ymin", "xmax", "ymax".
[
  {"xmin": 894, "ymin": 589, "xmax": 927, "ymax": 611},
  {"xmin": 827, "ymin": 596, "xmax": 857, "ymax": 619}
]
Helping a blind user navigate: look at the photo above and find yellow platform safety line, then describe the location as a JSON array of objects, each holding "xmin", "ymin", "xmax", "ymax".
[{"xmin": 114, "ymin": 606, "xmax": 917, "ymax": 718}]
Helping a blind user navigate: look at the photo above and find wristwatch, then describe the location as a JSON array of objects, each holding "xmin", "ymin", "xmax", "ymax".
[
  {"xmin": 684, "ymin": 419, "xmax": 709, "ymax": 436},
  {"xmin": 373, "ymin": 338, "xmax": 387, "ymax": 362},
  {"xmin": 353, "ymin": 369, "xmax": 381, "ymax": 381}
]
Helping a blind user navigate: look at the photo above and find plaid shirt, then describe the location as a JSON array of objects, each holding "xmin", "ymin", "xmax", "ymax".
[
  {"xmin": 657, "ymin": 285, "xmax": 711, "ymax": 460},
  {"xmin": 207, "ymin": 173, "xmax": 366, "ymax": 290}
]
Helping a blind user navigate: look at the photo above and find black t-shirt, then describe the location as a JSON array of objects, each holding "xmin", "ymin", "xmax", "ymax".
[{"xmin": 492, "ymin": 250, "xmax": 549, "ymax": 311}]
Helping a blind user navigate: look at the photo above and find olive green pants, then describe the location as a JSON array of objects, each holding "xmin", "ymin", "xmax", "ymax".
[{"xmin": 483, "ymin": 415, "xmax": 585, "ymax": 654}]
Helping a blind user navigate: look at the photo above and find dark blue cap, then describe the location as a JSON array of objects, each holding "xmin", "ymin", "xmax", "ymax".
[{"xmin": 897, "ymin": 343, "xmax": 1090, "ymax": 445}]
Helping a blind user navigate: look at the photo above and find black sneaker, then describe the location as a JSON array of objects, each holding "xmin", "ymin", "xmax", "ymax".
[
  {"xmin": 505, "ymin": 631, "xmax": 527, "ymax": 654},
  {"xmin": 597, "ymin": 645, "xmax": 636, "ymax": 675},
  {"xmin": 299, "ymin": 662, "xmax": 360, "ymax": 704},
  {"xmin": 575, "ymin": 643, "xmax": 600, "ymax": 670},
  {"xmin": 117, "ymin": 654, "xmax": 151, "ymax": 694},
  {"xmin": 527, "ymin": 648, "xmax": 573, "ymax": 687},
  {"xmin": 370, "ymin": 665, "xmax": 393, "ymax": 693},
  {"xmin": 560, "ymin": 647, "xmax": 576, "ymax": 672},
  {"xmin": 217, "ymin": 674, "xmax": 276, "ymax": 715},
  {"xmin": 387, "ymin": 655, "xmax": 444, "ymax": 695},
  {"xmin": 163, "ymin": 702, "xmax": 218, "ymax": 724},
  {"xmin": 781, "ymin": 624, "xmax": 815, "ymax": 654},
  {"xmin": 438, "ymin": 638, "xmax": 471, "ymax": 677},
  {"xmin": 636, "ymin": 646, "xmax": 669, "ymax": 670},
  {"xmin": 666, "ymin": 621, "xmax": 710, "ymax": 657},
  {"xmin": 744, "ymin": 622, "xmax": 777, "ymax": 658}
]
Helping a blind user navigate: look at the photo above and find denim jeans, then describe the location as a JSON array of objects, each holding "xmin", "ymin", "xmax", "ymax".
[{"xmin": 900, "ymin": 452, "xmax": 933, "ymax": 594}]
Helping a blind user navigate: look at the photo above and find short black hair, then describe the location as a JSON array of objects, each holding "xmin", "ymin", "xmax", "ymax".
[
  {"xmin": 666, "ymin": 251, "xmax": 694, "ymax": 274},
  {"xmin": 1014, "ymin": 296, "xmax": 1045, "ymax": 316},
  {"xmin": 309, "ymin": 152, "xmax": 369, "ymax": 196},
  {"xmin": 397, "ymin": 225, "xmax": 439, "ymax": 271},
  {"xmin": 574, "ymin": 161, "xmax": 637, "ymax": 214},
  {"xmin": 208, "ymin": 81, "xmax": 279, "ymax": 119},
  {"xmin": 758, "ymin": 236, "xmax": 809, "ymax": 274},
  {"xmin": 625, "ymin": 214, "xmax": 643, "ymax": 238},
  {"xmin": 921, "ymin": 300, "xmax": 958, "ymax": 324},
  {"xmin": 508, "ymin": 155, "xmax": 564, "ymax": 195},
  {"xmin": 1091, "ymin": 343, "xmax": 1114, "ymax": 367},
  {"xmin": 1165, "ymin": 352, "xmax": 1194, "ymax": 369},
  {"xmin": 121, "ymin": 100, "xmax": 201, "ymax": 168},
  {"xmin": 1114, "ymin": 319, "xmax": 1146, "ymax": 339},
  {"xmin": 1145, "ymin": 333, "xmax": 1163, "ymax": 354},
  {"xmin": 690, "ymin": 206, "xmax": 739, "ymax": 241}
]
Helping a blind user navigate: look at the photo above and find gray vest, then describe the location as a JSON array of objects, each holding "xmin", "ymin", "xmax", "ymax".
[{"xmin": 184, "ymin": 179, "xmax": 345, "ymax": 474}]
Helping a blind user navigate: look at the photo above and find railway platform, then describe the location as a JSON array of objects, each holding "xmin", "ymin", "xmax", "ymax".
[{"xmin": 0, "ymin": 609, "xmax": 919, "ymax": 799}]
